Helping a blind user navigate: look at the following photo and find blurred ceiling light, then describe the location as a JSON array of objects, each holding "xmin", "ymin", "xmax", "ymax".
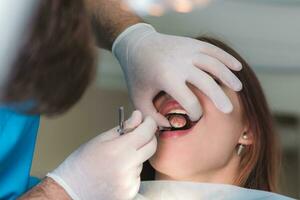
[
  {"xmin": 148, "ymin": 3, "xmax": 165, "ymax": 16},
  {"xmin": 170, "ymin": 0, "xmax": 193, "ymax": 13},
  {"xmin": 122, "ymin": 0, "xmax": 212, "ymax": 16},
  {"xmin": 122, "ymin": 0, "xmax": 155, "ymax": 15}
]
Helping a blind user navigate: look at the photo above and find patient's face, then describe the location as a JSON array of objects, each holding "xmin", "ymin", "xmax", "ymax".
[{"xmin": 150, "ymin": 83, "xmax": 246, "ymax": 181}]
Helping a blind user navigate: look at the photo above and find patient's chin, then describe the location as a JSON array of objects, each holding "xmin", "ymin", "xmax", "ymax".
[
  {"xmin": 149, "ymin": 142, "xmax": 202, "ymax": 180},
  {"xmin": 149, "ymin": 155, "xmax": 196, "ymax": 181}
]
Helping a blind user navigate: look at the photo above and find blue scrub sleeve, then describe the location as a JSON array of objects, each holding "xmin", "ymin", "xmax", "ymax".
[{"xmin": 0, "ymin": 107, "xmax": 40, "ymax": 199}]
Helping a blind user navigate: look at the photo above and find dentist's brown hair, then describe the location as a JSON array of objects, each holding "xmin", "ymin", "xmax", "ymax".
[{"xmin": 2, "ymin": 0, "xmax": 96, "ymax": 115}]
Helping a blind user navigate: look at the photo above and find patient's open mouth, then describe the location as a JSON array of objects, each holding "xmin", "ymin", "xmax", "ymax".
[{"xmin": 158, "ymin": 105, "xmax": 200, "ymax": 138}]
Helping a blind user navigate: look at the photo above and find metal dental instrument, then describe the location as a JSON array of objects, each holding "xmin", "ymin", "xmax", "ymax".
[
  {"xmin": 117, "ymin": 106, "xmax": 140, "ymax": 135},
  {"xmin": 118, "ymin": 106, "xmax": 125, "ymax": 135},
  {"xmin": 117, "ymin": 105, "xmax": 171, "ymax": 133},
  {"xmin": 159, "ymin": 113, "xmax": 200, "ymax": 132},
  {"xmin": 118, "ymin": 105, "xmax": 197, "ymax": 134}
]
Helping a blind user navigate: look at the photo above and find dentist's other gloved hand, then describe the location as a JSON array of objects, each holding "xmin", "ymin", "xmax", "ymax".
[
  {"xmin": 47, "ymin": 111, "xmax": 157, "ymax": 200},
  {"xmin": 113, "ymin": 23, "xmax": 243, "ymax": 127}
]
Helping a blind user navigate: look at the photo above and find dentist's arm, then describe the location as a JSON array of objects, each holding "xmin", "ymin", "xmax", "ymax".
[
  {"xmin": 19, "ymin": 178, "xmax": 71, "ymax": 200},
  {"xmin": 87, "ymin": 0, "xmax": 243, "ymax": 127},
  {"xmin": 86, "ymin": 0, "xmax": 141, "ymax": 49}
]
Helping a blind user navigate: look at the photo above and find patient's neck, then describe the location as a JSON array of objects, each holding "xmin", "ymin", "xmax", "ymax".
[{"xmin": 155, "ymin": 154, "xmax": 240, "ymax": 185}]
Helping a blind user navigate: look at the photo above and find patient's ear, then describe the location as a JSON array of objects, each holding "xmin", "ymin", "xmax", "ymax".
[{"xmin": 238, "ymin": 125, "xmax": 254, "ymax": 146}]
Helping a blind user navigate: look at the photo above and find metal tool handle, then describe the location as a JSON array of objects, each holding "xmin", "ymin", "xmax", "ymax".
[
  {"xmin": 117, "ymin": 106, "xmax": 139, "ymax": 135},
  {"xmin": 118, "ymin": 106, "xmax": 125, "ymax": 135}
]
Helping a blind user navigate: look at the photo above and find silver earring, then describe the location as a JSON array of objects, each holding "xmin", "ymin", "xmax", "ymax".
[
  {"xmin": 237, "ymin": 144, "xmax": 245, "ymax": 156},
  {"xmin": 237, "ymin": 133, "xmax": 248, "ymax": 156}
]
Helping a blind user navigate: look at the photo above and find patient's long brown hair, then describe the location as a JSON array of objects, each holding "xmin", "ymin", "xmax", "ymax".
[
  {"xmin": 200, "ymin": 37, "xmax": 281, "ymax": 192},
  {"xmin": 2, "ymin": 0, "xmax": 96, "ymax": 115},
  {"xmin": 142, "ymin": 37, "xmax": 281, "ymax": 192}
]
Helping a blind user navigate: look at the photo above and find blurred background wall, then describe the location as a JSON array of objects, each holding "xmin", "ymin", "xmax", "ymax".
[{"xmin": 31, "ymin": 0, "xmax": 300, "ymax": 198}]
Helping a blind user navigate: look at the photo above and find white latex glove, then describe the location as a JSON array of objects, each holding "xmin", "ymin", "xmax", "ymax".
[
  {"xmin": 112, "ymin": 23, "xmax": 242, "ymax": 127},
  {"xmin": 47, "ymin": 111, "xmax": 157, "ymax": 200}
]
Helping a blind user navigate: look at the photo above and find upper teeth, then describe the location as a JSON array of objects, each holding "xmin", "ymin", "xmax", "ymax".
[{"xmin": 167, "ymin": 109, "xmax": 187, "ymax": 114}]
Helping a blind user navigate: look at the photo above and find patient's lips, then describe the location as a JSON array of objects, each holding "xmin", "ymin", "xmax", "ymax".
[{"xmin": 159, "ymin": 100, "xmax": 197, "ymax": 139}]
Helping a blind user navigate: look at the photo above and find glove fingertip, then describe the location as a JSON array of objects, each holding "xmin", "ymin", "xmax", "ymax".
[
  {"xmin": 127, "ymin": 110, "xmax": 143, "ymax": 128},
  {"xmin": 132, "ymin": 110, "xmax": 143, "ymax": 122},
  {"xmin": 221, "ymin": 102, "xmax": 234, "ymax": 114},
  {"xmin": 233, "ymin": 80, "xmax": 243, "ymax": 91},
  {"xmin": 153, "ymin": 114, "xmax": 170, "ymax": 127},
  {"xmin": 144, "ymin": 116, "xmax": 157, "ymax": 129},
  {"xmin": 226, "ymin": 76, "xmax": 243, "ymax": 92},
  {"xmin": 233, "ymin": 62, "xmax": 243, "ymax": 71},
  {"xmin": 182, "ymin": 99, "xmax": 203, "ymax": 122},
  {"xmin": 188, "ymin": 107, "xmax": 203, "ymax": 122},
  {"xmin": 216, "ymin": 99, "xmax": 233, "ymax": 114}
]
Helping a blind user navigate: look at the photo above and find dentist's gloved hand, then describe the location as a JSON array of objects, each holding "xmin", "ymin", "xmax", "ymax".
[
  {"xmin": 113, "ymin": 23, "xmax": 243, "ymax": 127},
  {"xmin": 47, "ymin": 111, "xmax": 157, "ymax": 200}
]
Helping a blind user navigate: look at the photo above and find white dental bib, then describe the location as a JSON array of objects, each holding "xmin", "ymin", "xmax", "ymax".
[{"xmin": 135, "ymin": 181, "xmax": 295, "ymax": 200}]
